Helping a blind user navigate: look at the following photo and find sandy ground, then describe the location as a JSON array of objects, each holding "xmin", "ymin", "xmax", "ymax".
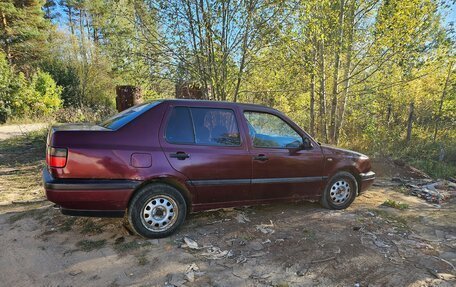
[
  {"xmin": 0, "ymin": 123, "xmax": 48, "ymax": 141},
  {"xmin": 0, "ymin": 184, "xmax": 455, "ymax": 287}
]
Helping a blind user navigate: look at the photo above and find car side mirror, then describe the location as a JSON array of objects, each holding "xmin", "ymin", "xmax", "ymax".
[{"xmin": 300, "ymin": 138, "xmax": 313, "ymax": 150}]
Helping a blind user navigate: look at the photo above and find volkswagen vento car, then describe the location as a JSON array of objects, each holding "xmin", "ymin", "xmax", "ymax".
[{"xmin": 43, "ymin": 100, "xmax": 375, "ymax": 238}]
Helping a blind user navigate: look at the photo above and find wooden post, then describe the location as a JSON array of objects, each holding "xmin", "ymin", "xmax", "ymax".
[
  {"xmin": 116, "ymin": 86, "xmax": 142, "ymax": 112},
  {"xmin": 175, "ymin": 82, "xmax": 205, "ymax": 99}
]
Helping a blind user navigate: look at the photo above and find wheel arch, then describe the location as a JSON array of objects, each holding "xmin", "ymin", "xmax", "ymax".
[
  {"xmin": 329, "ymin": 166, "xmax": 361, "ymax": 195},
  {"xmin": 128, "ymin": 176, "xmax": 193, "ymax": 214}
]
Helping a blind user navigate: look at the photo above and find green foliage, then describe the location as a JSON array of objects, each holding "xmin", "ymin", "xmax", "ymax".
[
  {"xmin": 382, "ymin": 199, "xmax": 409, "ymax": 210},
  {"xmin": 0, "ymin": 51, "xmax": 14, "ymax": 122},
  {"xmin": 0, "ymin": 0, "xmax": 454, "ymax": 178},
  {"xmin": 55, "ymin": 106, "xmax": 114, "ymax": 123},
  {"xmin": 0, "ymin": 51, "xmax": 62, "ymax": 122},
  {"xmin": 27, "ymin": 70, "xmax": 62, "ymax": 115},
  {"xmin": 0, "ymin": 0, "xmax": 53, "ymax": 73}
]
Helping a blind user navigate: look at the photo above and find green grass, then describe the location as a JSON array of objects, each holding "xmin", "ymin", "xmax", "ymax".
[
  {"xmin": 369, "ymin": 209, "xmax": 410, "ymax": 232},
  {"xmin": 136, "ymin": 254, "xmax": 149, "ymax": 266},
  {"xmin": 80, "ymin": 219, "xmax": 104, "ymax": 234},
  {"xmin": 409, "ymin": 159, "xmax": 456, "ymax": 179},
  {"xmin": 382, "ymin": 199, "xmax": 409, "ymax": 210},
  {"xmin": 59, "ymin": 217, "xmax": 77, "ymax": 232},
  {"xmin": 76, "ymin": 239, "xmax": 107, "ymax": 252},
  {"xmin": 113, "ymin": 240, "xmax": 152, "ymax": 254},
  {"xmin": 8, "ymin": 207, "xmax": 48, "ymax": 224}
]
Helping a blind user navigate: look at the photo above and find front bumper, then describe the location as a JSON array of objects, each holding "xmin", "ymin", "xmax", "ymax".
[
  {"xmin": 359, "ymin": 171, "xmax": 375, "ymax": 193},
  {"xmin": 43, "ymin": 168, "xmax": 141, "ymax": 217}
]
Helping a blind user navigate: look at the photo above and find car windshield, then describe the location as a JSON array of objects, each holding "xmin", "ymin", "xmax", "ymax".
[{"xmin": 100, "ymin": 101, "xmax": 161, "ymax": 130}]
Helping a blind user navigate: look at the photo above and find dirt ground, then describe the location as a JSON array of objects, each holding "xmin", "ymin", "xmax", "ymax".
[
  {"xmin": 0, "ymin": 129, "xmax": 455, "ymax": 287},
  {"xmin": 0, "ymin": 123, "xmax": 47, "ymax": 141}
]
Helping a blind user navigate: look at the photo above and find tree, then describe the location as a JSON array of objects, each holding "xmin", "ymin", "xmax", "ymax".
[{"xmin": 0, "ymin": 0, "xmax": 52, "ymax": 74}]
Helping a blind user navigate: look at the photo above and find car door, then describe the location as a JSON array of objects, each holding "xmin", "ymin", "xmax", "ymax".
[
  {"xmin": 243, "ymin": 110, "xmax": 325, "ymax": 200},
  {"xmin": 159, "ymin": 103, "xmax": 252, "ymax": 206}
]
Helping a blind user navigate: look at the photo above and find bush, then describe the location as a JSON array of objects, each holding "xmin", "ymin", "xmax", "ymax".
[
  {"xmin": 0, "ymin": 51, "xmax": 63, "ymax": 122},
  {"xmin": 28, "ymin": 70, "xmax": 62, "ymax": 116},
  {"xmin": 55, "ymin": 105, "xmax": 115, "ymax": 123}
]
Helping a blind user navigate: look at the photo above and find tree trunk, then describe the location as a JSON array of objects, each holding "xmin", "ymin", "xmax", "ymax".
[
  {"xmin": 329, "ymin": 0, "xmax": 345, "ymax": 144},
  {"xmin": 319, "ymin": 39, "xmax": 328, "ymax": 143},
  {"xmin": 234, "ymin": 1, "xmax": 253, "ymax": 102},
  {"xmin": 334, "ymin": 0, "xmax": 354, "ymax": 145},
  {"xmin": 185, "ymin": 0, "xmax": 207, "ymax": 99},
  {"xmin": 386, "ymin": 103, "xmax": 392, "ymax": 126},
  {"xmin": 309, "ymin": 44, "xmax": 317, "ymax": 137},
  {"xmin": 406, "ymin": 101, "xmax": 414, "ymax": 144},
  {"xmin": 67, "ymin": 6, "xmax": 75, "ymax": 36},
  {"xmin": 433, "ymin": 61, "xmax": 453, "ymax": 142},
  {"xmin": 1, "ymin": 12, "xmax": 11, "ymax": 65}
]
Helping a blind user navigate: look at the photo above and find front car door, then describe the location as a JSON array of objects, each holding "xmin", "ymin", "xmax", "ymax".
[
  {"xmin": 242, "ymin": 109, "xmax": 325, "ymax": 201},
  {"xmin": 159, "ymin": 102, "xmax": 252, "ymax": 209}
]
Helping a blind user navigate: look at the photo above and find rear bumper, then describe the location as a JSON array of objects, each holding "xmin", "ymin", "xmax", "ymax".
[
  {"xmin": 359, "ymin": 171, "xmax": 375, "ymax": 193},
  {"xmin": 43, "ymin": 168, "xmax": 141, "ymax": 216}
]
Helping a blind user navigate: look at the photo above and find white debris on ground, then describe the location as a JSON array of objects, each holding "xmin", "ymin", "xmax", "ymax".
[
  {"xmin": 235, "ymin": 212, "xmax": 250, "ymax": 223},
  {"xmin": 181, "ymin": 237, "xmax": 232, "ymax": 260},
  {"xmin": 182, "ymin": 236, "xmax": 200, "ymax": 250},
  {"xmin": 256, "ymin": 220, "xmax": 275, "ymax": 234}
]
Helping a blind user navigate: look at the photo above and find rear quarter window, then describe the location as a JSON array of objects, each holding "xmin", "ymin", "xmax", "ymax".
[
  {"xmin": 100, "ymin": 101, "xmax": 161, "ymax": 130},
  {"xmin": 165, "ymin": 107, "xmax": 195, "ymax": 144}
]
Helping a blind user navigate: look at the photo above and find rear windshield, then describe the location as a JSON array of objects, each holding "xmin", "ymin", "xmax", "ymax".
[{"xmin": 100, "ymin": 101, "xmax": 161, "ymax": 130}]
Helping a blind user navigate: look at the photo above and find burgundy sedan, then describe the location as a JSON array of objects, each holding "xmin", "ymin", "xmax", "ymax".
[{"xmin": 43, "ymin": 100, "xmax": 375, "ymax": 238}]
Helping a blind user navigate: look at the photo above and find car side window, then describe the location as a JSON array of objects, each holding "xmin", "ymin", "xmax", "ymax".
[
  {"xmin": 165, "ymin": 107, "xmax": 195, "ymax": 144},
  {"xmin": 190, "ymin": 108, "xmax": 241, "ymax": 146},
  {"xmin": 244, "ymin": 111, "xmax": 303, "ymax": 148},
  {"xmin": 165, "ymin": 107, "xmax": 241, "ymax": 146}
]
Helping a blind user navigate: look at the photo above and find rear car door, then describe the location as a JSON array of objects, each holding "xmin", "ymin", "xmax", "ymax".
[
  {"xmin": 159, "ymin": 103, "xmax": 252, "ymax": 207},
  {"xmin": 243, "ymin": 110, "xmax": 325, "ymax": 200}
]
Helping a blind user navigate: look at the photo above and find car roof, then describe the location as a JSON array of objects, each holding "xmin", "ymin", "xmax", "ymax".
[{"xmin": 158, "ymin": 99, "xmax": 277, "ymax": 112}]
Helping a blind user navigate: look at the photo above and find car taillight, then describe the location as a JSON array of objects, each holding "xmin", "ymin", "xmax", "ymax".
[{"xmin": 46, "ymin": 147, "xmax": 68, "ymax": 168}]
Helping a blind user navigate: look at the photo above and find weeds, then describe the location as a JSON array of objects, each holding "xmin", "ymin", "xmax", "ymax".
[
  {"xmin": 8, "ymin": 208, "xmax": 48, "ymax": 224},
  {"xmin": 302, "ymin": 229, "xmax": 316, "ymax": 240},
  {"xmin": 136, "ymin": 254, "xmax": 149, "ymax": 266},
  {"xmin": 382, "ymin": 199, "xmax": 409, "ymax": 210},
  {"xmin": 81, "ymin": 219, "xmax": 103, "ymax": 234},
  {"xmin": 114, "ymin": 240, "xmax": 152, "ymax": 254},
  {"xmin": 76, "ymin": 239, "xmax": 107, "ymax": 252},
  {"xmin": 59, "ymin": 217, "xmax": 77, "ymax": 232},
  {"xmin": 369, "ymin": 209, "xmax": 410, "ymax": 232}
]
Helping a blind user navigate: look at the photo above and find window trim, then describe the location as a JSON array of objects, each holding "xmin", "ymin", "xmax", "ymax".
[
  {"xmin": 164, "ymin": 106, "xmax": 243, "ymax": 147},
  {"xmin": 243, "ymin": 110, "xmax": 309, "ymax": 150}
]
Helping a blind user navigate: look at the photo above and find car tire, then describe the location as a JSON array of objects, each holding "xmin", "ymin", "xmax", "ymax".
[
  {"xmin": 320, "ymin": 171, "xmax": 358, "ymax": 210},
  {"xmin": 128, "ymin": 183, "xmax": 187, "ymax": 238}
]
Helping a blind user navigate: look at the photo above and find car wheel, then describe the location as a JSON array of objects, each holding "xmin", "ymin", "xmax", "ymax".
[
  {"xmin": 128, "ymin": 183, "xmax": 187, "ymax": 238},
  {"xmin": 320, "ymin": 172, "xmax": 358, "ymax": 210}
]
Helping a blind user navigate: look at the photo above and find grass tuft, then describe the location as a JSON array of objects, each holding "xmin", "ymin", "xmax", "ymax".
[
  {"xmin": 114, "ymin": 240, "xmax": 152, "ymax": 254},
  {"xmin": 382, "ymin": 199, "xmax": 409, "ymax": 210},
  {"xmin": 76, "ymin": 239, "xmax": 107, "ymax": 252},
  {"xmin": 136, "ymin": 254, "xmax": 149, "ymax": 266},
  {"xmin": 80, "ymin": 219, "xmax": 103, "ymax": 234}
]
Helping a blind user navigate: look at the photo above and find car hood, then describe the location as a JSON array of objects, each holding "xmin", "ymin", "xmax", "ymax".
[{"xmin": 320, "ymin": 144, "xmax": 368, "ymax": 159}]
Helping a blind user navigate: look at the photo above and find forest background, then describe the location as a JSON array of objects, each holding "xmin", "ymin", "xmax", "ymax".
[{"xmin": 0, "ymin": 0, "xmax": 455, "ymax": 177}]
